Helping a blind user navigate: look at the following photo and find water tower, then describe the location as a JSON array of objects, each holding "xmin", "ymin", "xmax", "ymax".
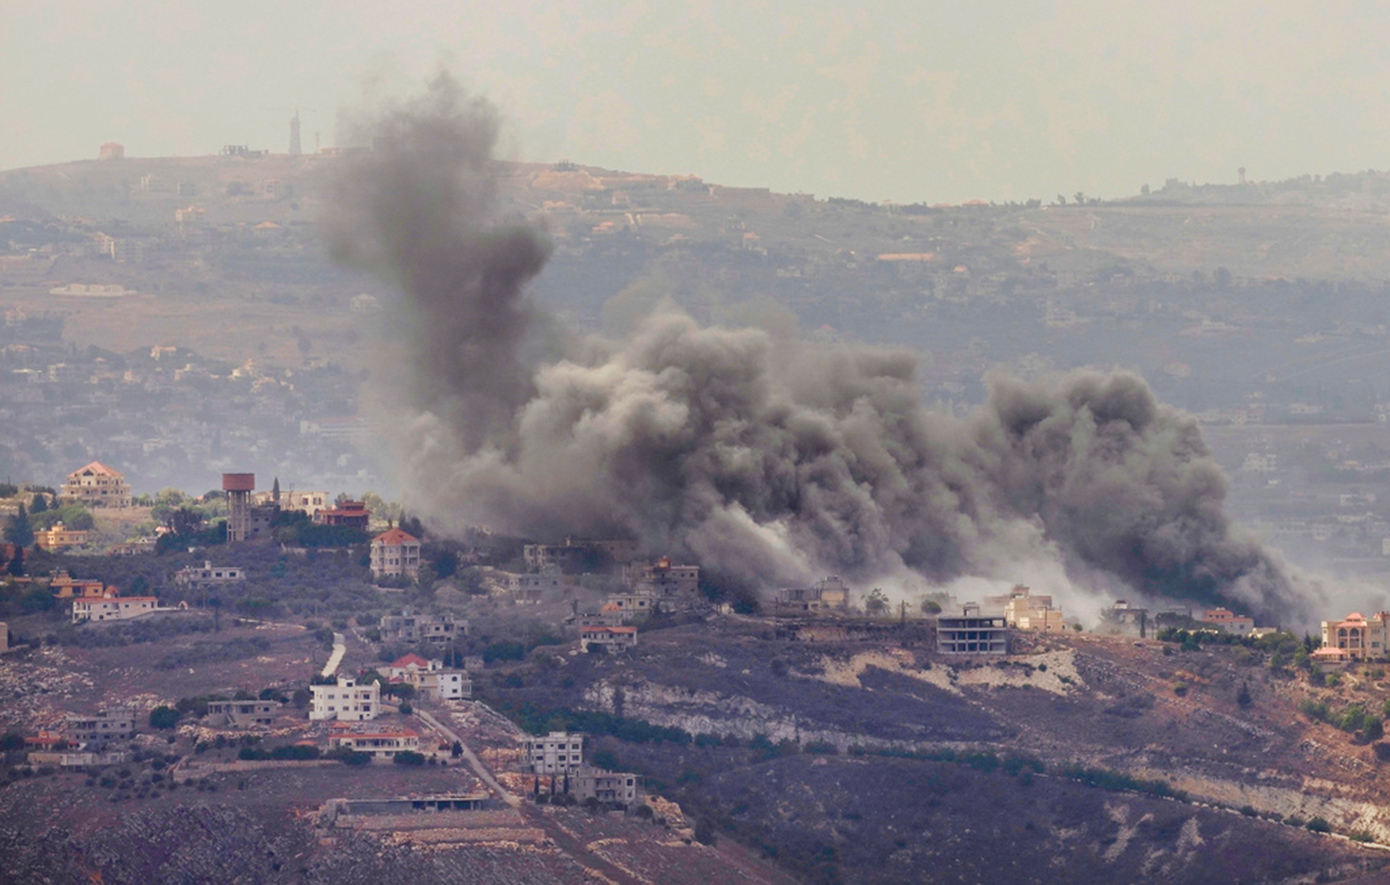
[{"xmin": 223, "ymin": 473, "xmax": 255, "ymax": 542}]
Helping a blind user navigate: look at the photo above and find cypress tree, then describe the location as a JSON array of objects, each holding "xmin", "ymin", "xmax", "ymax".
[{"xmin": 5, "ymin": 503, "xmax": 34, "ymax": 549}]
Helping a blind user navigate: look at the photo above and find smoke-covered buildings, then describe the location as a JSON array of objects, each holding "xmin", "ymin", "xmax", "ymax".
[
  {"xmin": 625, "ymin": 558, "xmax": 699, "ymax": 597},
  {"xmin": 1002, "ymin": 586, "xmax": 1066, "ymax": 633},
  {"xmin": 937, "ymin": 605, "xmax": 1009, "ymax": 654},
  {"xmin": 774, "ymin": 577, "xmax": 850, "ymax": 615}
]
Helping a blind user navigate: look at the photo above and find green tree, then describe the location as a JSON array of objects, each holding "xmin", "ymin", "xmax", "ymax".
[
  {"xmin": 1362, "ymin": 717, "xmax": 1384, "ymax": 742},
  {"xmin": 30, "ymin": 493, "xmax": 47, "ymax": 514},
  {"xmin": 1237, "ymin": 681, "xmax": 1252, "ymax": 707},
  {"xmin": 149, "ymin": 706, "xmax": 180, "ymax": 729},
  {"xmin": 864, "ymin": 588, "xmax": 889, "ymax": 617},
  {"xmin": 5, "ymin": 504, "xmax": 34, "ymax": 549}
]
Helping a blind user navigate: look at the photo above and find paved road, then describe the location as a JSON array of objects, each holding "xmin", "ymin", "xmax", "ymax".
[
  {"xmin": 414, "ymin": 707, "xmax": 519, "ymax": 807},
  {"xmin": 320, "ymin": 632, "xmax": 345, "ymax": 678}
]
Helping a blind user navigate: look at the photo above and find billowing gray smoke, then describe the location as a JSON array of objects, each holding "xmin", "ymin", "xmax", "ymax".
[{"xmin": 331, "ymin": 77, "xmax": 1319, "ymax": 626}]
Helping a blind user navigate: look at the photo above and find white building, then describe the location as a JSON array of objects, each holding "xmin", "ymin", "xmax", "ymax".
[
  {"xmin": 579, "ymin": 625, "xmax": 638, "ymax": 652},
  {"xmin": 386, "ymin": 654, "xmax": 471, "ymax": 700},
  {"xmin": 327, "ymin": 726, "xmax": 420, "ymax": 758},
  {"xmin": 522, "ymin": 731, "xmax": 584, "ymax": 774},
  {"xmin": 173, "ymin": 561, "xmax": 246, "ymax": 589},
  {"xmin": 72, "ymin": 596, "xmax": 159, "ymax": 624},
  {"xmin": 310, "ymin": 676, "xmax": 380, "ymax": 721}
]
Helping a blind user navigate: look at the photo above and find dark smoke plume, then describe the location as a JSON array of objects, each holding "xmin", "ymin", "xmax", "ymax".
[{"xmin": 332, "ymin": 77, "xmax": 1321, "ymax": 626}]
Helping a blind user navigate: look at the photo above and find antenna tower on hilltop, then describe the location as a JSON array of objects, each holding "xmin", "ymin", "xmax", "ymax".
[{"xmin": 289, "ymin": 108, "xmax": 302, "ymax": 157}]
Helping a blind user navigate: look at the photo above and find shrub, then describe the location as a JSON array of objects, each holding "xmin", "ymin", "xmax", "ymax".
[
  {"xmin": 1305, "ymin": 817, "xmax": 1331, "ymax": 834},
  {"xmin": 1172, "ymin": 681, "xmax": 1189, "ymax": 697},
  {"xmin": 149, "ymin": 706, "xmax": 180, "ymax": 730},
  {"xmin": 393, "ymin": 751, "xmax": 426, "ymax": 766},
  {"xmin": 1350, "ymin": 830, "xmax": 1375, "ymax": 843}
]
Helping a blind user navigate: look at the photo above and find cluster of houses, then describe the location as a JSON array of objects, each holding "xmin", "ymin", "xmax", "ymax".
[{"xmin": 521, "ymin": 731, "xmax": 641, "ymax": 806}]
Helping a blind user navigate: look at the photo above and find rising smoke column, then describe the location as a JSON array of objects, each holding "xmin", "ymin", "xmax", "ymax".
[{"xmin": 330, "ymin": 77, "xmax": 1320, "ymax": 626}]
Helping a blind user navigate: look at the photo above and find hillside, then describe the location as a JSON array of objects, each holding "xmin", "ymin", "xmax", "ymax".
[{"xmin": 7, "ymin": 608, "xmax": 1390, "ymax": 883}]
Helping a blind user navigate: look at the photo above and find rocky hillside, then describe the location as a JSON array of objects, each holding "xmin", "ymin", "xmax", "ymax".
[{"xmin": 480, "ymin": 618, "xmax": 1390, "ymax": 883}]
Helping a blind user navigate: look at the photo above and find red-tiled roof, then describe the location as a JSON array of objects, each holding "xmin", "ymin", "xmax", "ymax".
[
  {"xmin": 372, "ymin": 528, "xmax": 420, "ymax": 546},
  {"xmin": 391, "ymin": 653, "xmax": 430, "ymax": 669},
  {"xmin": 71, "ymin": 460, "xmax": 122, "ymax": 478}
]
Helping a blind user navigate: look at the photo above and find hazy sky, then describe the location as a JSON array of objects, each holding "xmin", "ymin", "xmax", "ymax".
[{"xmin": 5, "ymin": 1, "xmax": 1389, "ymax": 204}]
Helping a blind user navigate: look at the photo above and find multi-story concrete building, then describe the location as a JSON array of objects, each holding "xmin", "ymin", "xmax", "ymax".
[
  {"xmin": 572, "ymin": 766, "xmax": 641, "ymax": 807},
  {"xmin": 35, "ymin": 522, "xmax": 90, "ymax": 551},
  {"xmin": 72, "ymin": 595, "xmax": 158, "ymax": 623},
  {"xmin": 499, "ymin": 570, "xmax": 567, "ymax": 603},
  {"xmin": 1003, "ymin": 586, "xmax": 1067, "ymax": 633},
  {"xmin": 370, "ymin": 528, "xmax": 421, "ymax": 580},
  {"xmin": 579, "ymin": 625, "xmax": 638, "ymax": 653},
  {"xmin": 173, "ymin": 561, "xmax": 246, "ymax": 589},
  {"xmin": 1201, "ymin": 608, "xmax": 1255, "ymax": 635},
  {"xmin": 523, "ymin": 540, "xmax": 592, "ymax": 573},
  {"xmin": 522, "ymin": 732, "xmax": 585, "ymax": 774},
  {"xmin": 936, "ymin": 605, "xmax": 1009, "ymax": 654},
  {"xmin": 774, "ymin": 577, "xmax": 850, "ymax": 615},
  {"xmin": 48, "ymin": 572, "xmax": 108, "ymax": 599},
  {"xmin": 252, "ymin": 489, "xmax": 332, "ymax": 519},
  {"xmin": 1319, "ymin": 611, "xmax": 1390, "ymax": 662},
  {"xmin": 379, "ymin": 611, "xmax": 466, "ymax": 645},
  {"xmin": 309, "ymin": 676, "xmax": 380, "ymax": 721},
  {"xmin": 626, "ymin": 558, "xmax": 700, "ymax": 597},
  {"xmin": 60, "ymin": 461, "xmax": 131, "ymax": 508},
  {"xmin": 65, "ymin": 706, "xmax": 136, "ymax": 744}
]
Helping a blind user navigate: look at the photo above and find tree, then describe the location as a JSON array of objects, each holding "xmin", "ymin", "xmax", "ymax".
[
  {"xmin": 1236, "ymin": 681, "xmax": 1252, "ymax": 707},
  {"xmin": 5, "ymin": 504, "xmax": 33, "ymax": 549},
  {"xmin": 271, "ymin": 476, "xmax": 281, "ymax": 506},
  {"xmin": 1363, "ymin": 717, "xmax": 1385, "ymax": 743},
  {"xmin": 864, "ymin": 588, "xmax": 889, "ymax": 617},
  {"xmin": 7, "ymin": 546, "xmax": 25, "ymax": 577},
  {"xmin": 149, "ymin": 706, "xmax": 180, "ymax": 729},
  {"xmin": 29, "ymin": 493, "xmax": 47, "ymax": 515}
]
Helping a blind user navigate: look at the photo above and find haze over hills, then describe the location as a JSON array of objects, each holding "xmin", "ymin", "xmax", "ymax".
[
  {"xmin": 7, "ymin": 143, "xmax": 1390, "ymax": 612},
  {"xmin": 10, "ymin": 124, "xmax": 1390, "ymax": 883}
]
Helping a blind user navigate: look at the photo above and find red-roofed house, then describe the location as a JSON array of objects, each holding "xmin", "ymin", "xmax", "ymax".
[
  {"xmin": 316, "ymin": 500, "xmax": 370, "ymax": 530},
  {"xmin": 370, "ymin": 528, "xmax": 420, "ymax": 580},
  {"xmin": 1201, "ymin": 608, "xmax": 1255, "ymax": 636},
  {"xmin": 579, "ymin": 625, "xmax": 638, "ymax": 653},
  {"xmin": 1320, "ymin": 612, "xmax": 1390, "ymax": 662},
  {"xmin": 385, "ymin": 654, "xmax": 470, "ymax": 700},
  {"xmin": 60, "ymin": 461, "xmax": 131, "ymax": 508}
]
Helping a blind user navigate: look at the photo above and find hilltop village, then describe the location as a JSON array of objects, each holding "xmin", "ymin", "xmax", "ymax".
[
  {"xmin": 13, "ymin": 151, "xmax": 1390, "ymax": 880},
  {"xmin": 5, "ymin": 462, "xmax": 1390, "ymax": 881}
]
